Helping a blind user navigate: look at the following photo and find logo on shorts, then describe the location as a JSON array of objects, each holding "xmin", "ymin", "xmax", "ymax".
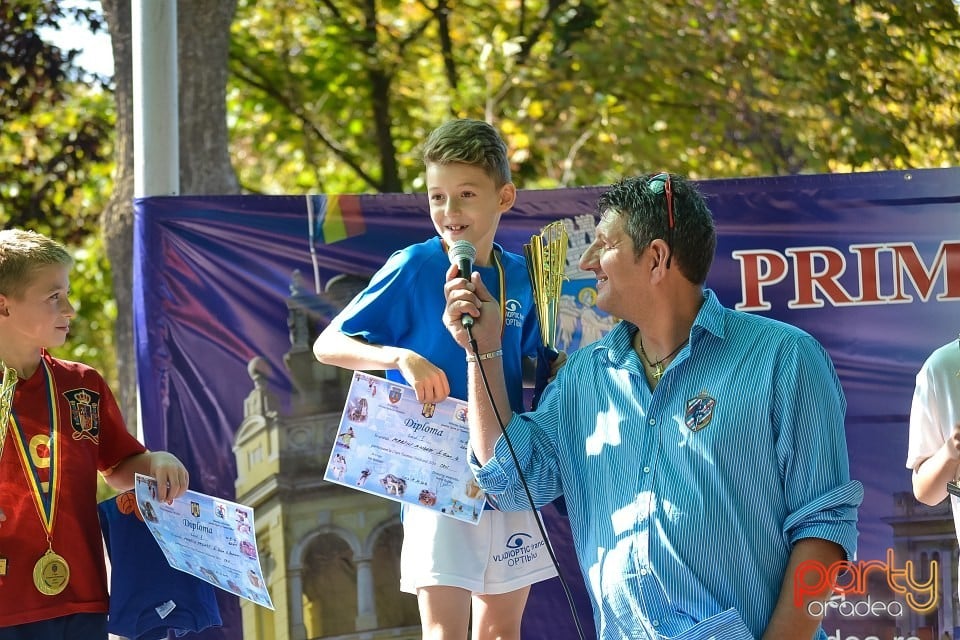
[
  {"xmin": 506, "ymin": 532, "xmax": 533, "ymax": 548},
  {"xmin": 493, "ymin": 531, "xmax": 546, "ymax": 568}
]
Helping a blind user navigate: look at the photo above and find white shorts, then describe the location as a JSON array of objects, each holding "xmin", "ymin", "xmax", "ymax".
[{"xmin": 399, "ymin": 505, "xmax": 558, "ymax": 595}]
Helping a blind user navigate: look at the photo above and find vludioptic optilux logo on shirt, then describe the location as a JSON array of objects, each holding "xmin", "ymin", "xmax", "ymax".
[
  {"xmin": 493, "ymin": 532, "xmax": 546, "ymax": 568},
  {"xmin": 505, "ymin": 299, "xmax": 524, "ymax": 328}
]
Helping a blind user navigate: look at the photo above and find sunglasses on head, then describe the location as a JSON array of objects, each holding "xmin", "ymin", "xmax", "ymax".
[{"xmin": 647, "ymin": 172, "xmax": 674, "ymax": 268}]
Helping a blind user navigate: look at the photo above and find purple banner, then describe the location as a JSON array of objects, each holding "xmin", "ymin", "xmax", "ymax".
[{"xmin": 134, "ymin": 167, "xmax": 960, "ymax": 640}]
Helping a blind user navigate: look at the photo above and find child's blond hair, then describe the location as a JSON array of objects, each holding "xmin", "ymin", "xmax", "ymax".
[
  {"xmin": 422, "ymin": 119, "xmax": 512, "ymax": 187},
  {"xmin": 0, "ymin": 229, "xmax": 73, "ymax": 298}
]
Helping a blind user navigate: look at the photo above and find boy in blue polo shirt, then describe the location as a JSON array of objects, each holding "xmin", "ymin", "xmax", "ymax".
[{"xmin": 314, "ymin": 118, "xmax": 556, "ymax": 639}]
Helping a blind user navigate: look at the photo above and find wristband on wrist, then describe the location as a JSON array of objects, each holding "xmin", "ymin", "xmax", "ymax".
[{"xmin": 466, "ymin": 349, "xmax": 503, "ymax": 363}]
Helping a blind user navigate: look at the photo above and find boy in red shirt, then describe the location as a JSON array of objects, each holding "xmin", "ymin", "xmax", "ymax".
[{"xmin": 0, "ymin": 229, "xmax": 190, "ymax": 639}]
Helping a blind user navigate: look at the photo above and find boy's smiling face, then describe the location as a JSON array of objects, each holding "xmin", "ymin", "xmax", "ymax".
[
  {"xmin": 426, "ymin": 161, "xmax": 516, "ymax": 266},
  {"xmin": 0, "ymin": 263, "xmax": 76, "ymax": 352}
]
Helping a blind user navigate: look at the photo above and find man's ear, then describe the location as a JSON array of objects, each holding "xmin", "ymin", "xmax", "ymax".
[
  {"xmin": 0, "ymin": 294, "xmax": 8, "ymax": 317},
  {"xmin": 648, "ymin": 239, "xmax": 672, "ymax": 276},
  {"xmin": 647, "ymin": 238, "xmax": 679, "ymax": 281}
]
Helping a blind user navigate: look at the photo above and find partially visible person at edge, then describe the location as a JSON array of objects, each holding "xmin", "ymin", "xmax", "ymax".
[
  {"xmin": 442, "ymin": 173, "xmax": 863, "ymax": 639},
  {"xmin": 907, "ymin": 335, "xmax": 960, "ymax": 603},
  {"xmin": 0, "ymin": 229, "xmax": 189, "ymax": 639},
  {"xmin": 313, "ymin": 118, "xmax": 559, "ymax": 640}
]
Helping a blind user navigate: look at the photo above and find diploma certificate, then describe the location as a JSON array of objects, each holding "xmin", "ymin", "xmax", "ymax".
[
  {"xmin": 325, "ymin": 372, "xmax": 486, "ymax": 525},
  {"xmin": 134, "ymin": 473, "xmax": 275, "ymax": 609}
]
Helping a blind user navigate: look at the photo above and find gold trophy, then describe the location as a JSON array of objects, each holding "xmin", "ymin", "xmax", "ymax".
[
  {"xmin": 524, "ymin": 221, "xmax": 568, "ymax": 409},
  {"xmin": 524, "ymin": 222, "xmax": 572, "ymax": 517},
  {"xmin": 0, "ymin": 363, "xmax": 15, "ymax": 577},
  {"xmin": 0, "ymin": 362, "xmax": 16, "ymax": 462},
  {"xmin": 524, "ymin": 220, "xmax": 568, "ymax": 352}
]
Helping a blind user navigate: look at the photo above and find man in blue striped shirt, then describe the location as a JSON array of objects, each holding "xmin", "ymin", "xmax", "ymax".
[{"xmin": 443, "ymin": 174, "xmax": 862, "ymax": 640}]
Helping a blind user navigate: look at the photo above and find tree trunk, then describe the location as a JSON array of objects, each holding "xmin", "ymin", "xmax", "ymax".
[
  {"xmin": 101, "ymin": 0, "xmax": 238, "ymax": 432},
  {"xmin": 176, "ymin": 0, "xmax": 239, "ymax": 195},
  {"xmin": 100, "ymin": 0, "xmax": 136, "ymax": 431}
]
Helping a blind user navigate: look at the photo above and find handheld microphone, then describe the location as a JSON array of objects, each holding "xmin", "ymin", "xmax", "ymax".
[{"xmin": 447, "ymin": 240, "xmax": 477, "ymax": 329}]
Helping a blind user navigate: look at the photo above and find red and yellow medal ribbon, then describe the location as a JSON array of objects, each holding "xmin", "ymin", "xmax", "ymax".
[{"xmin": 10, "ymin": 359, "xmax": 60, "ymax": 536}]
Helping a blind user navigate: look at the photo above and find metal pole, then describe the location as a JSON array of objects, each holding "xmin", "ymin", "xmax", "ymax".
[
  {"xmin": 132, "ymin": 0, "xmax": 179, "ymax": 198},
  {"xmin": 132, "ymin": 0, "xmax": 179, "ymax": 441}
]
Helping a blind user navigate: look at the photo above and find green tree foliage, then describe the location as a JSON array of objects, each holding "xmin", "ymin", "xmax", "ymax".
[
  {"xmin": 0, "ymin": 0, "xmax": 117, "ymax": 384},
  {"xmin": 227, "ymin": 0, "xmax": 960, "ymax": 193},
  {"xmin": 1, "ymin": 0, "xmax": 114, "ymax": 235},
  {"xmin": 66, "ymin": 231, "xmax": 117, "ymax": 385},
  {"xmin": 568, "ymin": 0, "xmax": 960, "ymax": 176}
]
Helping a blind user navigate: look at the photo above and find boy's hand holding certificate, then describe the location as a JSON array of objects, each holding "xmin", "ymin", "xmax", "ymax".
[{"xmin": 325, "ymin": 372, "xmax": 486, "ymax": 524}]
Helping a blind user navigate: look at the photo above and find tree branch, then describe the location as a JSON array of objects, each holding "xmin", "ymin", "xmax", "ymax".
[
  {"xmin": 417, "ymin": 0, "xmax": 459, "ymax": 92},
  {"xmin": 231, "ymin": 57, "xmax": 382, "ymax": 190},
  {"xmin": 490, "ymin": 0, "xmax": 565, "ymax": 107}
]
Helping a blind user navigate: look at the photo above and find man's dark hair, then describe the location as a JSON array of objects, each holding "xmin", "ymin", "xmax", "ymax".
[{"xmin": 597, "ymin": 173, "xmax": 716, "ymax": 284}]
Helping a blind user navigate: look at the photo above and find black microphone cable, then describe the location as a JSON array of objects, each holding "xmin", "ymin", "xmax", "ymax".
[{"xmin": 464, "ymin": 323, "xmax": 587, "ymax": 640}]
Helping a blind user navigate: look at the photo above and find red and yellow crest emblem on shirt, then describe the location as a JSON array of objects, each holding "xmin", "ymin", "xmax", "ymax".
[{"xmin": 64, "ymin": 388, "xmax": 101, "ymax": 442}]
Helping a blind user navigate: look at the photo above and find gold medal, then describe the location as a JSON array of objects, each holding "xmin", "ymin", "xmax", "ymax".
[
  {"xmin": 33, "ymin": 548, "xmax": 70, "ymax": 595},
  {"xmin": 11, "ymin": 360, "xmax": 68, "ymax": 596}
]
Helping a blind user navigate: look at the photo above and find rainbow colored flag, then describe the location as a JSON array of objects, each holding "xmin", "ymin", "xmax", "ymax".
[{"xmin": 308, "ymin": 194, "xmax": 366, "ymax": 244}]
